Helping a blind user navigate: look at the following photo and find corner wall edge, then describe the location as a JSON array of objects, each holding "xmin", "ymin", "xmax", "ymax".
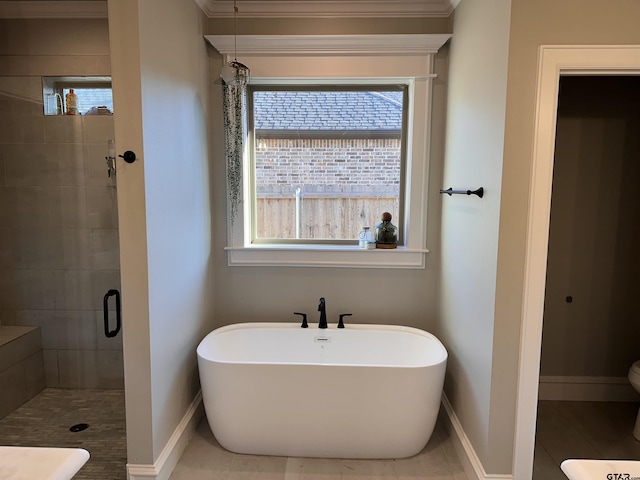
[
  {"xmin": 127, "ymin": 391, "xmax": 204, "ymax": 480},
  {"xmin": 440, "ymin": 394, "xmax": 513, "ymax": 480}
]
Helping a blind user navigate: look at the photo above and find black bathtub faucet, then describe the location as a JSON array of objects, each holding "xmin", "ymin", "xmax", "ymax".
[
  {"xmin": 318, "ymin": 297, "xmax": 327, "ymax": 329},
  {"xmin": 293, "ymin": 312, "xmax": 308, "ymax": 328}
]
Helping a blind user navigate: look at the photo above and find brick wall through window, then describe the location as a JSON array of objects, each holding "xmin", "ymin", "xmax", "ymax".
[
  {"xmin": 254, "ymin": 137, "xmax": 401, "ymax": 240},
  {"xmin": 255, "ymin": 137, "xmax": 400, "ymax": 197}
]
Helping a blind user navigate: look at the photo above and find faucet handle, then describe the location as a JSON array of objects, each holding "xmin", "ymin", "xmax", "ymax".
[
  {"xmin": 338, "ymin": 313, "xmax": 352, "ymax": 329},
  {"xmin": 294, "ymin": 312, "xmax": 308, "ymax": 328}
]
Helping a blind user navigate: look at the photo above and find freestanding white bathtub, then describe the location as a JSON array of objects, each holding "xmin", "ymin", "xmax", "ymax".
[{"xmin": 196, "ymin": 322, "xmax": 448, "ymax": 459}]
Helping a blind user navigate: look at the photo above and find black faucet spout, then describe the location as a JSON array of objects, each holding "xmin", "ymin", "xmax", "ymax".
[{"xmin": 318, "ymin": 297, "xmax": 327, "ymax": 329}]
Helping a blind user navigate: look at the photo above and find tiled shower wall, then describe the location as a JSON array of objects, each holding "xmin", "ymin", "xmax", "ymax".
[{"xmin": 0, "ymin": 76, "xmax": 123, "ymax": 388}]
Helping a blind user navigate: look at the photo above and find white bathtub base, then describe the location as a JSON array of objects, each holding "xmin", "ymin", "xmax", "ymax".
[{"xmin": 207, "ymin": 363, "xmax": 440, "ymax": 459}]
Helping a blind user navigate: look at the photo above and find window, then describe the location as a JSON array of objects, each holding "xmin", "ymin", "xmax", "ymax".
[
  {"xmin": 249, "ymin": 85, "xmax": 407, "ymax": 245},
  {"xmin": 42, "ymin": 76, "xmax": 113, "ymax": 116},
  {"xmin": 205, "ymin": 34, "xmax": 451, "ymax": 268},
  {"xmin": 60, "ymin": 87, "xmax": 113, "ymax": 115}
]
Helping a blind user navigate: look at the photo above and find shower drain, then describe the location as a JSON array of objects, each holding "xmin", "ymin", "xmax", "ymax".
[{"xmin": 69, "ymin": 423, "xmax": 89, "ymax": 433}]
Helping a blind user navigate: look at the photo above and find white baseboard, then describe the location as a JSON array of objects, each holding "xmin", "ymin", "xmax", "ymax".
[
  {"xmin": 127, "ymin": 390, "xmax": 204, "ymax": 480},
  {"xmin": 440, "ymin": 394, "xmax": 513, "ymax": 480},
  {"xmin": 538, "ymin": 376, "xmax": 640, "ymax": 402}
]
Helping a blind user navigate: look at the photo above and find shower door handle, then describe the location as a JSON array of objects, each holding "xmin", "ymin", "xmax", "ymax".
[{"xmin": 103, "ymin": 289, "xmax": 121, "ymax": 338}]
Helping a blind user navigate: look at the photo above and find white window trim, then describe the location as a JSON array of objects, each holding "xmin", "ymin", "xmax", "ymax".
[{"xmin": 206, "ymin": 34, "xmax": 451, "ymax": 269}]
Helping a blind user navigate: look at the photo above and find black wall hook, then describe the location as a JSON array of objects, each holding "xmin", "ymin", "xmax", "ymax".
[
  {"xmin": 439, "ymin": 187, "xmax": 484, "ymax": 198},
  {"xmin": 118, "ymin": 151, "xmax": 137, "ymax": 164}
]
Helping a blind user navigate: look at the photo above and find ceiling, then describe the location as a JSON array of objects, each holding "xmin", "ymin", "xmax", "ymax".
[{"xmin": 0, "ymin": 0, "xmax": 460, "ymax": 19}]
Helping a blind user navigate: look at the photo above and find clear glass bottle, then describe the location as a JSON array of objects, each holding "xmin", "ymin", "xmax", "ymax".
[
  {"xmin": 375, "ymin": 212, "xmax": 398, "ymax": 249},
  {"xmin": 359, "ymin": 226, "xmax": 374, "ymax": 249}
]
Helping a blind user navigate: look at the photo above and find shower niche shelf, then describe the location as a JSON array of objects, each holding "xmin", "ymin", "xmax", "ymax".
[{"xmin": 43, "ymin": 76, "xmax": 113, "ymax": 116}]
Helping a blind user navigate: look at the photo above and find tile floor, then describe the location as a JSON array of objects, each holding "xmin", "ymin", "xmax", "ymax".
[
  {"xmin": 534, "ymin": 400, "xmax": 640, "ymax": 480},
  {"xmin": 0, "ymin": 388, "xmax": 126, "ymax": 480},
  {"xmin": 1, "ymin": 387, "xmax": 465, "ymax": 480},
  {"xmin": 14, "ymin": 393, "xmax": 629, "ymax": 479},
  {"xmin": 169, "ymin": 411, "xmax": 468, "ymax": 480}
]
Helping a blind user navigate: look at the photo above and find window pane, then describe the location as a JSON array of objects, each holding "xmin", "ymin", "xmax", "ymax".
[
  {"xmin": 251, "ymin": 88, "xmax": 405, "ymax": 243},
  {"xmin": 62, "ymin": 87, "xmax": 113, "ymax": 115}
]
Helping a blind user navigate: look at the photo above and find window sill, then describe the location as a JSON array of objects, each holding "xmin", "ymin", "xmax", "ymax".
[{"xmin": 224, "ymin": 245, "xmax": 429, "ymax": 269}]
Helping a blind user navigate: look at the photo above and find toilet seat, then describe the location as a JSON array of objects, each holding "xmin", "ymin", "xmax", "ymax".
[{"xmin": 630, "ymin": 361, "xmax": 640, "ymax": 377}]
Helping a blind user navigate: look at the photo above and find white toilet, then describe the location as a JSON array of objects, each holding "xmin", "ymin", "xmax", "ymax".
[{"xmin": 628, "ymin": 360, "xmax": 640, "ymax": 440}]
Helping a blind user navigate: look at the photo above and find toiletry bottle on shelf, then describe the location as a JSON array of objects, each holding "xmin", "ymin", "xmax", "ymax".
[
  {"xmin": 65, "ymin": 89, "xmax": 78, "ymax": 115},
  {"xmin": 375, "ymin": 212, "xmax": 398, "ymax": 249}
]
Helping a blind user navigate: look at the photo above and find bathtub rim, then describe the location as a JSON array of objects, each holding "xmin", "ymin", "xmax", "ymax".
[{"xmin": 197, "ymin": 321, "xmax": 448, "ymax": 368}]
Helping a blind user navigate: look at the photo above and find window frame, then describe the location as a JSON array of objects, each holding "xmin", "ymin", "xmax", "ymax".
[
  {"xmin": 247, "ymin": 83, "xmax": 409, "ymax": 246},
  {"xmin": 205, "ymin": 34, "xmax": 451, "ymax": 269}
]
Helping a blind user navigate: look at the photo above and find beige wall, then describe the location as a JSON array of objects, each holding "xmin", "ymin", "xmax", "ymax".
[
  {"xmin": 0, "ymin": 19, "xmax": 110, "ymax": 76},
  {"xmin": 440, "ymin": 0, "xmax": 640, "ymax": 475},
  {"xmin": 540, "ymin": 76, "xmax": 640, "ymax": 378},
  {"xmin": 491, "ymin": 0, "xmax": 640, "ymax": 475},
  {"xmin": 438, "ymin": 0, "xmax": 512, "ymax": 474},
  {"xmin": 207, "ymin": 29, "xmax": 450, "ymax": 335},
  {"xmin": 205, "ymin": 17, "xmax": 452, "ymax": 36},
  {"xmin": 108, "ymin": 0, "xmax": 214, "ymax": 465}
]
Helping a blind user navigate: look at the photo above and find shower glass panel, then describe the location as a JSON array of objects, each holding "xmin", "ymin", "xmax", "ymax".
[
  {"xmin": 0, "ymin": 76, "xmax": 123, "ymax": 397},
  {"xmin": 0, "ymin": 14, "xmax": 127, "ymax": 479}
]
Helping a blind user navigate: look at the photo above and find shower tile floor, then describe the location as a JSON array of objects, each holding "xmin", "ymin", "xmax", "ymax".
[
  {"xmin": 534, "ymin": 400, "xmax": 640, "ymax": 480},
  {"xmin": 0, "ymin": 388, "xmax": 126, "ymax": 480},
  {"xmin": 169, "ymin": 411, "xmax": 468, "ymax": 480}
]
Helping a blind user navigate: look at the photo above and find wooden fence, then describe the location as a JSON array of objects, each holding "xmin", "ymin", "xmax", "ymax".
[{"xmin": 255, "ymin": 196, "xmax": 399, "ymax": 240}]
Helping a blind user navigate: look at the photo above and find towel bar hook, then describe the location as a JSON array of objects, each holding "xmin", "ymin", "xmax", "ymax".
[{"xmin": 439, "ymin": 187, "xmax": 484, "ymax": 198}]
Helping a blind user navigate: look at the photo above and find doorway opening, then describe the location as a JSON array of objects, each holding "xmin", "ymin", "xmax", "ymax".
[
  {"xmin": 514, "ymin": 46, "xmax": 640, "ymax": 480},
  {"xmin": 533, "ymin": 75, "xmax": 640, "ymax": 479}
]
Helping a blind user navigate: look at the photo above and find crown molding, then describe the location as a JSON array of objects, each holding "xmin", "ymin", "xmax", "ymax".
[
  {"xmin": 0, "ymin": 1, "xmax": 107, "ymax": 19},
  {"xmin": 195, "ymin": 0, "xmax": 457, "ymax": 18},
  {"xmin": 205, "ymin": 34, "xmax": 452, "ymax": 56},
  {"xmin": 0, "ymin": 0, "xmax": 459, "ymax": 19}
]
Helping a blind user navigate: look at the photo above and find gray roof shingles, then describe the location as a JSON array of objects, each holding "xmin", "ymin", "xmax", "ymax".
[{"xmin": 254, "ymin": 90, "xmax": 403, "ymax": 131}]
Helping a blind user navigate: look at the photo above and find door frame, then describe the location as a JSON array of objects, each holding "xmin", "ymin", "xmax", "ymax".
[{"xmin": 513, "ymin": 45, "xmax": 640, "ymax": 480}]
